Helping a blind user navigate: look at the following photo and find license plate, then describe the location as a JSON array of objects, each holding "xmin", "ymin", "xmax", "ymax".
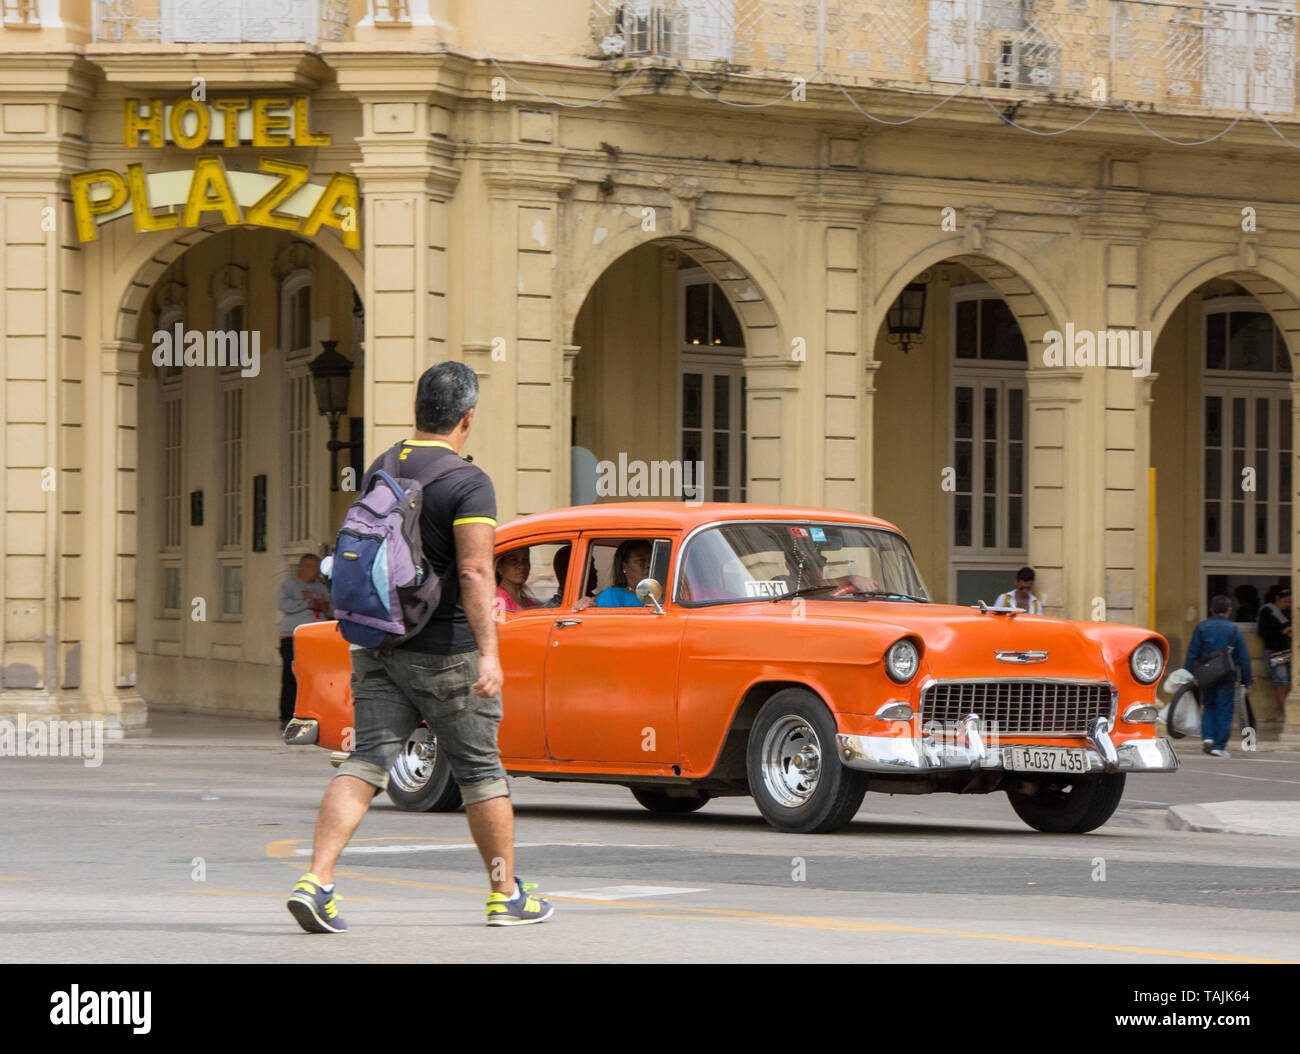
[{"xmin": 1003, "ymin": 746, "xmax": 1088, "ymax": 773}]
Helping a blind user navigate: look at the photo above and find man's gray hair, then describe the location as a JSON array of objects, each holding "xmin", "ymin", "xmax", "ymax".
[{"xmin": 416, "ymin": 361, "xmax": 479, "ymax": 434}]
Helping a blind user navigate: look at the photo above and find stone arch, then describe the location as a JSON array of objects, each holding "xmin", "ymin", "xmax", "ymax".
[
  {"xmin": 112, "ymin": 224, "xmax": 363, "ymax": 342},
  {"xmin": 873, "ymin": 235, "xmax": 1066, "ymax": 352},
  {"xmin": 1148, "ymin": 254, "xmax": 1300, "ymax": 358},
  {"xmin": 565, "ymin": 224, "xmax": 787, "ymax": 358}
]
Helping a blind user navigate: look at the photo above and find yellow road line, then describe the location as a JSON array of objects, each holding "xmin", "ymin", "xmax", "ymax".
[
  {"xmin": 320, "ymin": 866, "xmax": 1294, "ymax": 964},
  {"xmin": 631, "ymin": 913, "xmax": 1295, "ymax": 964},
  {"xmin": 0, "ymin": 877, "xmax": 33, "ymax": 882}
]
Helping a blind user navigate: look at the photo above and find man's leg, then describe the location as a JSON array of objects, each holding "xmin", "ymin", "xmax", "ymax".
[
  {"xmin": 393, "ymin": 648, "xmax": 521, "ymax": 898},
  {"xmin": 279, "ymin": 636, "xmax": 296, "ymax": 725},
  {"xmin": 308, "ymin": 775, "xmax": 379, "ymax": 887},
  {"xmin": 292, "ymin": 649, "xmax": 415, "ymax": 913},
  {"xmin": 466, "ymin": 795, "xmax": 514, "ymax": 895},
  {"xmin": 1211, "ymin": 685, "xmax": 1234, "ymax": 751}
]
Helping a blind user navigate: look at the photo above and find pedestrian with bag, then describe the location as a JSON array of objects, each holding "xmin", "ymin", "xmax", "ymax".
[
  {"xmin": 1184, "ymin": 594, "xmax": 1253, "ymax": 758},
  {"xmin": 277, "ymin": 553, "xmax": 331, "ymax": 728},
  {"xmin": 1257, "ymin": 585, "xmax": 1292, "ymax": 716},
  {"xmin": 287, "ymin": 361, "xmax": 553, "ymax": 932}
]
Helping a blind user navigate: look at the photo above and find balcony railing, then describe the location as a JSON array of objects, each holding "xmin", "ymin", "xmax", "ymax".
[
  {"xmin": 590, "ymin": 0, "xmax": 1300, "ymax": 115},
  {"xmin": 93, "ymin": 0, "xmax": 351, "ymax": 44}
]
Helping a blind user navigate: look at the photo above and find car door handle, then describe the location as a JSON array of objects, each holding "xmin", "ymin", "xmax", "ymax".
[{"xmin": 554, "ymin": 619, "xmax": 583, "ymax": 628}]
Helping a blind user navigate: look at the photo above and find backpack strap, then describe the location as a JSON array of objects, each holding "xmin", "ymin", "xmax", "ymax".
[{"xmin": 363, "ymin": 441, "xmax": 467, "ymax": 494}]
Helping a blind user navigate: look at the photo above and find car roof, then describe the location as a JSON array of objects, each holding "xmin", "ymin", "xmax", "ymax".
[{"xmin": 497, "ymin": 503, "xmax": 904, "ymax": 541}]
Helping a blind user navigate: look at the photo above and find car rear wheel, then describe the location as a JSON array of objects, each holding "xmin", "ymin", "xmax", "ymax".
[
  {"xmin": 630, "ymin": 788, "xmax": 711, "ymax": 814},
  {"xmin": 1006, "ymin": 773, "xmax": 1126, "ymax": 833},
  {"xmin": 746, "ymin": 689, "xmax": 867, "ymax": 833},
  {"xmin": 385, "ymin": 726, "xmax": 463, "ymax": 812}
]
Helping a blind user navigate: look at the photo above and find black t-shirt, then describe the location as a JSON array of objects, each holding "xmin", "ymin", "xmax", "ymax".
[{"xmin": 362, "ymin": 440, "xmax": 497, "ymax": 654}]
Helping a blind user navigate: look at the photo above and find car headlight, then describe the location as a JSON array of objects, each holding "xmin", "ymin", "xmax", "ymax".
[
  {"xmin": 1130, "ymin": 640, "xmax": 1164, "ymax": 684},
  {"xmin": 885, "ymin": 639, "xmax": 920, "ymax": 683}
]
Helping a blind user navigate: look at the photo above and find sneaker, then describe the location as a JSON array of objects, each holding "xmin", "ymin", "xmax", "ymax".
[
  {"xmin": 486, "ymin": 877, "xmax": 554, "ymax": 927},
  {"xmin": 287, "ymin": 872, "xmax": 347, "ymax": 933},
  {"xmin": 1201, "ymin": 739, "xmax": 1213, "ymax": 754},
  {"xmin": 1210, "ymin": 748, "xmax": 1231, "ymax": 759}
]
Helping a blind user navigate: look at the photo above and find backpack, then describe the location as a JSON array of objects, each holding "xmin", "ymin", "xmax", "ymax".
[{"xmin": 329, "ymin": 442, "xmax": 463, "ymax": 650}]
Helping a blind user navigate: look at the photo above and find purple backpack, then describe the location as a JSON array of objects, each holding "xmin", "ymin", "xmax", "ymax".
[{"xmin": 329, "ymin": 443, "xmax": 461, "ymax": 649}]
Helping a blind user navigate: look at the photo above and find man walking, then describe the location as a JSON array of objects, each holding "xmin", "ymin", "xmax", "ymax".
[
  {"xmin": 1184, "ymin": 594, "xmax": 1253, "ymax": 759},
  {"xmin": 277, "ymin": 553, "xmax": 331, "ymax": 728},
  {"xmin": 287, "ymin": 362, "xmax": 553, "ymax": 931}
]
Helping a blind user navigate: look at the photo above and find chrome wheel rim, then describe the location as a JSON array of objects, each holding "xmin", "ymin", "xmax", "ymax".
[
  {"xmin": 389, "ymin": 727, "xmax": 436, "ymax": 792},
  {"xmin": 760, "ymin": 716, "xmax": 822, "ymax": 807}
]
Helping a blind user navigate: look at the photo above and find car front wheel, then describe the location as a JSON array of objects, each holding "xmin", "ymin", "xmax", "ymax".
[
  {"xmin": 385, "ymin": 726, "xmax": 463, "ymax": 812},
  {"xmin": 746, "ymin": 689, "xmax": 867, "ymax": 833},
  {"xmin": 1006, "ymin": 773, "xmax": 1126, "ymax": 833}
]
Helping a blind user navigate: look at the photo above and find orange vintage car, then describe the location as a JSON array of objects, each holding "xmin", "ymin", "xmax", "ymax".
[{"xmin": 286, "ymin": 503, "xmax": 1178, "ymax": 834}]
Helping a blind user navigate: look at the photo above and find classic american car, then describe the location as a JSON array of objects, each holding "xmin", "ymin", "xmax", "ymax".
[{"xmin": 286, "ymin": 503, "xmax": 1178, "ymax": 834}]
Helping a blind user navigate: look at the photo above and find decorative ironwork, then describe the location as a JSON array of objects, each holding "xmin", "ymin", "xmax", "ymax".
[
  {"xmin": 590, "ymin": 0, "xmax": 1300, "ymax": 117},
  {"xmin": 92, "ymin": 0, "xmax": 351, "ymax": 43},
  {"xmin": 2, "ymin": 0, "xmax": 40, "ymax": 25}
]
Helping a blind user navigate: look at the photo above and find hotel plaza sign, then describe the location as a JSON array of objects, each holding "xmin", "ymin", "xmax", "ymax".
[{"xmin": 70, "ymin": 95, "xmax": 360, "ymax": 249}]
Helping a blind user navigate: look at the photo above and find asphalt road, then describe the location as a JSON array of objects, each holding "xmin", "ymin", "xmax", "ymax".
[{"xmin": 1, "ymin": 713, "xmax": 1297, "ymax": 965}]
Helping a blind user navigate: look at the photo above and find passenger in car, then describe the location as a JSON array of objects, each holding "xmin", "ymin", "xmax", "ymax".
[
  {"xmin": 495, "ymin": 548, "xmax": 537, "ymax": 612},
  {"xmin": 595, "ymin": 539, "xmax": 653, "ymax": 607}
]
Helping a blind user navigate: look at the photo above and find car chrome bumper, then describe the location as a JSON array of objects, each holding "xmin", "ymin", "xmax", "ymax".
[
  {"xmin": 836, "ymin": 724, "xmax": 1179, "ymax": 776},
  {"xmin": 282, "ymin": 718, "xmax": 319, "ymax": 745}
]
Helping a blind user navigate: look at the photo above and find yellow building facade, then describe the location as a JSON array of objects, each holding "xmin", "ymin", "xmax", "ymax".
[{"xmin": 2, "ymin": 0, "xmax": 1299, "ymax": 737}]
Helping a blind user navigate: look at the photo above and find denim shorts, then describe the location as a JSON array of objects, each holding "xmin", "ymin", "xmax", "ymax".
[
  {"xmin": 1267, "ymin": 650, "xmax": 1292, "ymax": 686},
  {"xmin": 335, "ymin": 646, "xmax": 508, "ymax": 805}
]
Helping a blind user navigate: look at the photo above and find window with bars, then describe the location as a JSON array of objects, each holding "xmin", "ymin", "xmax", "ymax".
[
  {"xmin": 372, "ymin": 0, "xmax": 411, "ymax": 23},
  {"xmin": 950, "ymin": 289, "xmax": 1028, "ymax": 606},
  {"xmin": 2, "ymin": 0, "xmax": 39, "ymax": 26},
  {"xmin": 1202, "ymin": 299, "xmax": 1293, "ymax": 617},
  {"xmin": 286, "ymin": 372, "xmax": 313, "ymax": 544},
  {"xmin": 679, "ymin": 271, "xmax": 747, "ymax": 502},
  {"xmin": 221, "ymin": 385, "xmax": 244, "ymax": 548},
  {"xmin": 163, "ymin": 393, "xmax": 183, "ymax": 549}
]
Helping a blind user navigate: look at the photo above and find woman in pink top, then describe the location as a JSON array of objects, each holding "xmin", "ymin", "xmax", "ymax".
[{"xmin": 495, "ymin": 548, "xmax": 537, "ymax": 612}]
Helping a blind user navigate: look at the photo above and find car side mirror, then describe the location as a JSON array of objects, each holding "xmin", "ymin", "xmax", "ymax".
[{"xmin": 635, "ymin": 578, "xmax": 665, "ymax": 615}]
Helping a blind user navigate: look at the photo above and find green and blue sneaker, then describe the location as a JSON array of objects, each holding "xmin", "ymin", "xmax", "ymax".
[
  {"xmin": 287, "ymin": 872, "xmax": 347, "ymax": 933},
  {"xmin": 486, "ymin": 877, "xmax": 554, "ymax": 927}
]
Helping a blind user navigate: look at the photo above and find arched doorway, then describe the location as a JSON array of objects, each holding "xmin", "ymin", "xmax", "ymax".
[
  {"xmin": 568, "ymin": 237, "xmax": 780, "ymax": 505},
  {"xmin": 1151, "ymin": 271, "xmax": 1300, "ymax": 735},
  {"xmin": 871, "ymin": 255, "xmax": 1056, "ymax": 607},
  {"xmin": 130, "ymin": 227, "xmax": 363, "ymax": 716}
]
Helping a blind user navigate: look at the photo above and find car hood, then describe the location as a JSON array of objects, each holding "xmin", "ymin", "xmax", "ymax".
[{"xmin": 793, "ymin": 599, "xmax": 1158, "ymax": 681}]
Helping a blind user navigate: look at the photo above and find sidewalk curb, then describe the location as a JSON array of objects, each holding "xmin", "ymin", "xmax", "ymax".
[{"xmin": 1166, "ymin": 804, "xmax": 1243, "ymax": 835}]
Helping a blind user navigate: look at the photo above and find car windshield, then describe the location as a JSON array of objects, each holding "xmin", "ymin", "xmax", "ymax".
[{"xmin": 677, "ymin": 522, "xmax": 930, "ymax": 605}]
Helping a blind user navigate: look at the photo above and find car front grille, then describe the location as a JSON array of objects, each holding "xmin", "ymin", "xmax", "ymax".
[{"xmin": 920, "ymin": 680, "xmax": 1114, "ymax": 736}]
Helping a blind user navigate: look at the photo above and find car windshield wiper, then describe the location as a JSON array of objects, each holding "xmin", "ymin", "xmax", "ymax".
[
  {"xmin": 836, "ymin": 590, "xmax": 930, "ymax": 603},
  {"xmin": 769, "ymin": 584, "xmax": 840, "ymax": 602},
  {"xmin": 770, "ymin": 586, "xmax": 929, "ymax": 603}
]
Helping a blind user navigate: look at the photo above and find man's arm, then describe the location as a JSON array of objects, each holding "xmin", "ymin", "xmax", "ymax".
[
  {"xmin": 454, "ymin": 521, "xmax": 502, "ymax": 697},
  {"xmin": 278, "ymin": 578, "xmax": 309, "ymax": 616}
]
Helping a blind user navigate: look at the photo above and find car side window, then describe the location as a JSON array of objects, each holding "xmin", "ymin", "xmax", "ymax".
[
  {"xmin": 581, "ymin": 537, "xmax": 669, "ymax": 611},
  {"xmin": 494, "ymin": 541, "xmax": 573, "ymax": 615}
]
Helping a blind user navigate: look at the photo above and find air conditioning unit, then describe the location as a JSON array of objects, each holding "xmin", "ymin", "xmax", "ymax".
[{"xmin": 997, "ymin": 37, "xmax": 1062, "ymax": 92}]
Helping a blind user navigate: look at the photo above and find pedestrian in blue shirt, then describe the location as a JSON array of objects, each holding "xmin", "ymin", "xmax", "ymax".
[{"xmin": 1184, "ymin": 594, "xmax": 1253, "ymax": 758}]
